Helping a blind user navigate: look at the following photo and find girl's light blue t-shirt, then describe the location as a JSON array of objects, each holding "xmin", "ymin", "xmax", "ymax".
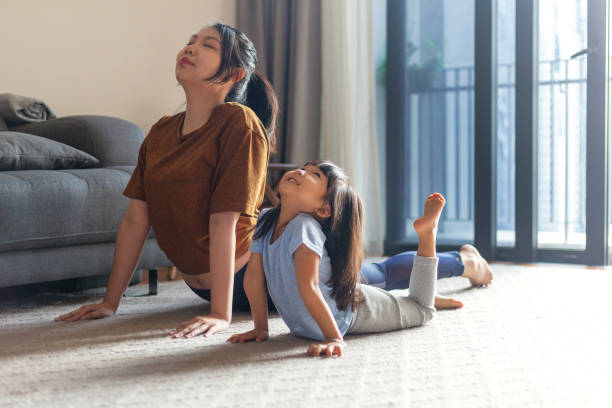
[{"xmin": 249, "ymin": 210, "xmax": 354, "ymax": 341}]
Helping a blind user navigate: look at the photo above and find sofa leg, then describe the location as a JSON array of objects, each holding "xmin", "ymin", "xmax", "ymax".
[{"xmin": 148, "ymin": 269, "xmax": 158, "ymax": 295}]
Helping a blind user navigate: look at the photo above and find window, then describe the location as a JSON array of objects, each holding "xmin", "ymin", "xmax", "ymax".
[
  {"xmin": 386, "ymin": 0, "xmax": 475, "ymax": 252},
  {"xmin": 386, "ymin": 0, "xmax": 609, "ymax": 265}
]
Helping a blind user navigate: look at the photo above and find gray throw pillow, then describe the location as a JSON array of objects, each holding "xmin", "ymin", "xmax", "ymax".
[
  {"xmin": 0, "ymin": 116, "xmax": 7, "ymax": 131},
  {"xmin": 0, "ymin": 131, "xmax": 99, "ymax": 171}
]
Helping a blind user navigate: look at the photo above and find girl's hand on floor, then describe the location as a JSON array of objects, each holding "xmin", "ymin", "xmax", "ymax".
[
  {"xmin": 170, "ymin": 314, "xmax": 230, "ymax": 338},
  {"xmin": 227, "ymin": 328, "xmax": 269, "ymax": 343},
  {"xmin": 307, "ymin": 340, "xmax": 345, "ymax": 358},
  {"xmin": 54, "ymin": 302, "xmax": 115, "ymax": 322}
]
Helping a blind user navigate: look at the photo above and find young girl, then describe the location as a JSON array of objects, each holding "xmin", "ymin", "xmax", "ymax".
[{"xmin": 227, "ymin": 160, "xmax": 445, "ymax": 357}]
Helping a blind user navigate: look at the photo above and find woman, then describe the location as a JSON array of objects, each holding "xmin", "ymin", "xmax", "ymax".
[
  {"xmin": 56, "ymin": 23, "xmax": 277, "ymax": 337},
  {"xmin": 55, "ymin": 22, "xmax": 493, "ymax": 338}
]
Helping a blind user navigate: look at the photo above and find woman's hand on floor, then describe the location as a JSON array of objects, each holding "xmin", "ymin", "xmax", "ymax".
[
  {"xmin": 227, "ymin": 328, "xmax": 269, "ymax": 344},
  {"xmin": 170, "ymin": 314, "xmax": 230, "ymax": 338},
  {"xmin": 307, "ymin": 340, "xmax": 345, "ymax": 358},
  {"xmin": 54, "ymin": 301, "xmax": 115, "ymax": 322}
]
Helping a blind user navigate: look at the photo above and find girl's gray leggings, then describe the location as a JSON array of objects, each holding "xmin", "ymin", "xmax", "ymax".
[{"xmin": 347, "ymin": 255, "xmax": 438, "ymax": 334}]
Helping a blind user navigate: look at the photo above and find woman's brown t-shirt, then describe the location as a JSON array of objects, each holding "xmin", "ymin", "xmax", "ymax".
[{"xmin": 123, "ymin": 102, "xmax": 269, "ymax": 275}]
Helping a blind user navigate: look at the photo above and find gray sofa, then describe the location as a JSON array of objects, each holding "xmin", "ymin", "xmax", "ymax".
[{"xmin": 0, "ymin": 115, "xmax": 171, "ymax": 288}]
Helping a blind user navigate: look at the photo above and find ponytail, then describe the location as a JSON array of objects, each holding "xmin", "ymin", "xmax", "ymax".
[
  {"xmin": 243, "ymin": 70, "xmax": 278, "ymax": 149},
  {"xmin": 322, "ymin": 184, "xmax": 364, "ymax": 311},
  {"xmin": 207, "ymin": 22, "xmax": 279, "ymax": 152},
  {"xmin": 306, "ymin": 160, "xmax": 364, "ymax": 311}
]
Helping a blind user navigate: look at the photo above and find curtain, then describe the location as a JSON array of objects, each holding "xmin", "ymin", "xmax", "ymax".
[
  {"xmin": 237, "ymin": 0, "xmax": 384, "ymax": 255},
  {"xmin": 236, "ymin": 0, "xmax": 322, "ymax": 165},
  {"xmin": 320, "ymin": 0, "xmax": 383, "ymax": 255}
]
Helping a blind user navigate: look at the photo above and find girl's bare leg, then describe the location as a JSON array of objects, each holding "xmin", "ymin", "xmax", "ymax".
[
  {"xmin": 413, "ymin": 193, "xmax": 445, "ymax": 258},
  {"xmin": 413, "ymin": 194, "xmax": 464, "ymax": 310},
  {"xmin": 397, "ymin": 192, "xmax": 446, "ymax": 315}
]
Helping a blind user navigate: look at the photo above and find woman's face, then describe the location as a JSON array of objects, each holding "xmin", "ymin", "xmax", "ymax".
[
  {"xmin": 175, "ymin": 27, "xmax": 223, "ymax": 87},
  {"xmin": 279, "ymin": 165, "xmax": 330, "ymax": 217}
]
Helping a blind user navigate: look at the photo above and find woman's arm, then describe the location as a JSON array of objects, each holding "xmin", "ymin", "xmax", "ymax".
[
  {"xmin": 294, "ymin": 244, "xmax": 345, "ymax": 357},
  {"xmin": 227, "ymin": 252, "xmax": 269, "ymax": 343},
  {"xmin": 209, "ymin": 211, "xmax": 240, "ymax": 321},
  {"xmin": 171, "ymin": 211, "xmax": 239, "ymax": 338},
  {"xmin": 55, "ymin": 199, "xmax": 150, "ymax": 321}
]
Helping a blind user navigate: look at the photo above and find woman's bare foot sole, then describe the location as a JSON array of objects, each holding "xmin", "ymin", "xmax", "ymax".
[
  {"xmin": 413, "ymin": 193, "xmax": 446, "ymax": 234},
  {"xmin": 460, "ymin": 244, "xmax": 493, "ymax": 287},
  {"xmin": 434, "ymin": 295, "xmax": 463, "ymax": 310}
]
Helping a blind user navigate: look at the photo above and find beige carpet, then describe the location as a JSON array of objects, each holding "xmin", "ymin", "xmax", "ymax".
[{"xmin": 2, "ymin": 263, "xmax": 612, "ymax": 407}]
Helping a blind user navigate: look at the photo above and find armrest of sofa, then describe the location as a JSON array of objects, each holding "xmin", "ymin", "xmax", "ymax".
[{"xmin": 9, "ymin": 115, "xmax": 145, "ymax": 167}]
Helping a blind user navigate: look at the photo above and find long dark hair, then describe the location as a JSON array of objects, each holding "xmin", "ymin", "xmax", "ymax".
[
  {"xmin": 253, "ymin": 160, "xmax": 364, "ymax": 311},
  {"xmin": 206, "ymin": 22, "xmax": 279, "ymax": 150}
]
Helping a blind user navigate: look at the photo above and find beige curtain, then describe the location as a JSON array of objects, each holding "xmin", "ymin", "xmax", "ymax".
[{"xmin": 320, "ymin": 0, "xmax": 383, "ymax": 255}]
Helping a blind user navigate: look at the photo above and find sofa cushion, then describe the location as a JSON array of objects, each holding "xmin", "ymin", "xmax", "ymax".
[
  {"xmin": 0, "ymin": 166, "xmax": 154, "ymax": 252},
  {"xmin": 0, "ymin": 131, "xmax": 99, "ymax": 171},
  {"xmin": 10, "ymin": 116, "xmax": 144, "ymax": 168}
]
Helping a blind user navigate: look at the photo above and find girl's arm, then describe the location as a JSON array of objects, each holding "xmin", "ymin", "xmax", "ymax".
[
  {"xmin": 294, "ymin": 244, "xmax": 345, "ymax": 357},
  {"xmin": 227, "ymin": 252, "xmax": 269, "ymax": 343},
  {"xmin": 243, "ymin": 253, "xmax": 268, "ymax": 330},
  {"xmin": 171, "ymin": 211, "xmax": 239, "ymax": 338}
]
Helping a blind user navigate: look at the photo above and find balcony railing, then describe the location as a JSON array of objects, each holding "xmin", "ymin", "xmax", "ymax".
[{"xmin": 402, "ymin": 59, "xmax": 586, "ymax": 245}]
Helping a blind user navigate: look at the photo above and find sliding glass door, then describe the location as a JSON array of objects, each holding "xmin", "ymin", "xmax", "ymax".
[
  {"xmin": 536, "ymin": 0, "xmax": 588, "ymax": 250},
  {"xmin": 479, "ymin": 0, "xmax": 609, "ymax": 265},
  {"xmin": 496, "ymin": 0, "xmax": 516, "ymax": 248},
  {"xmin": 386, "ymin": 0, "xmax": 476, "ymax": 254},
  {"xmin": 609, "ymin": 3, "xmax": 612, "ymax": 265},
  {"xmin": 387, "ymin": 0, "xmax": 609, "ymax": 265}
]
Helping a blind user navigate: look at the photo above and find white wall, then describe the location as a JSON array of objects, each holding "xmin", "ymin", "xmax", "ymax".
[{"xmin": 0, "ymin": 0, "xmax": 236, "ymax": 133}]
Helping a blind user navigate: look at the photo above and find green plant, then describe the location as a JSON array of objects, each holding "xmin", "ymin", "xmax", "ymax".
[{"xmin": 377, "ymin": 39, "xmax": 443, "ymax": 91}]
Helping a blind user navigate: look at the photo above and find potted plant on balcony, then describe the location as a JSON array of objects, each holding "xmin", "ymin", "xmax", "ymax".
[{"xmin": 377, "ymin": 39, "xmax": 443, "ymax": 93}]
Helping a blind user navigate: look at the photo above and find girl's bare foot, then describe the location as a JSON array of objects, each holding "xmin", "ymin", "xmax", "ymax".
[
  {"xmin": 413, "ymin": 193, "xmax": 446, "ymax": 235},
  {"xmin": 459, "ymin": 244, "xmax": 493, "ymax": 287},
  {"xmin": 434, "ymin": 295, "xmax": 463, "ymax": 310}
]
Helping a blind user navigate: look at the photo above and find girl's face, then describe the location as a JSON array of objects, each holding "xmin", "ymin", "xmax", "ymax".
[
  {"xmin": 279, "ymin": 165, "xmax": 331, "ymax": 217},
  {"xmin": 175, "ymin": 27, "xmax": 225, "ymax": 87}
]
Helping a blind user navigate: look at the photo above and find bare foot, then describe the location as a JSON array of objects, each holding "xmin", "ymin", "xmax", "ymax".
[
  {"xmin": 413, "ymin": 193, "xmax": 446, "ymax": 235},
  {"xmin": 460, "ymin": 244, "xmax": 493, "ymax": 287},
  {"xmin": 434, "ymin": 295, "xmax": 463, "ymax": 310}
]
